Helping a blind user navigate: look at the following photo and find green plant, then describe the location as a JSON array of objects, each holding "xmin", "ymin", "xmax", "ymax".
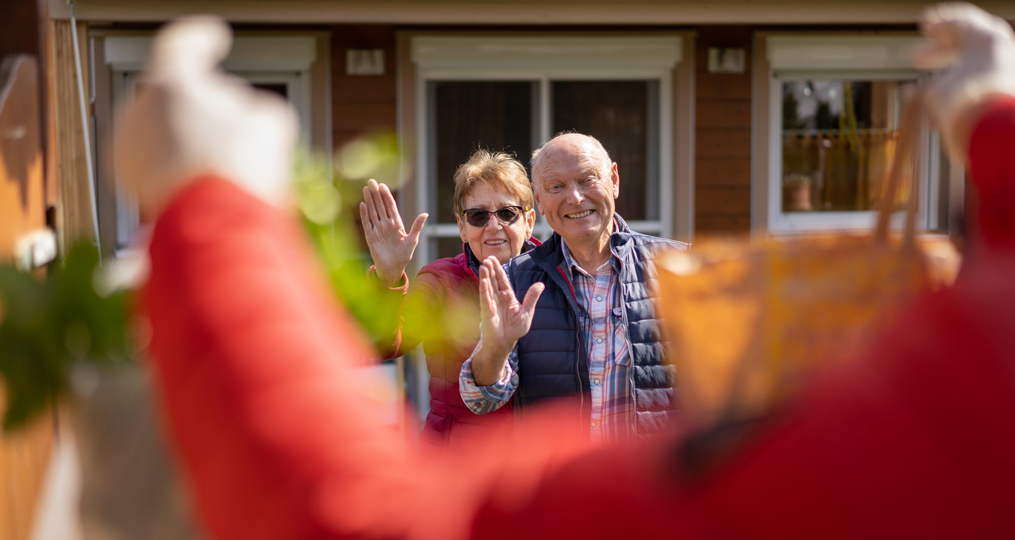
[
  {"xmin": 0, "ymin": 244, "xmax": 134, "ymax": 431},
  {"xmin": 0, "ymin": 131, "xmax": 406, "ymax": 432},
  {"xmin": 293, "ymin": 132, "xmax": 408, "ymax": 344}
]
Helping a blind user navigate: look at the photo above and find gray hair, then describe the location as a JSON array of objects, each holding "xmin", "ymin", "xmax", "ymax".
[{"xmin": 530, "ymin": 132, "xmax": 612, "ymax": 184}]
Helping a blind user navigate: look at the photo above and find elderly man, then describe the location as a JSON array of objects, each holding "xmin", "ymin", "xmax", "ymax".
[{"xmin": 459, "ymin": 133, "xmax": 688, "ymax": 441}]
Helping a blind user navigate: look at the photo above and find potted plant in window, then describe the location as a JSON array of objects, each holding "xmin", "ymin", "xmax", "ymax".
[{"xmin": 782, "ymin": 172, "xmax": 814, "ymax": 212}]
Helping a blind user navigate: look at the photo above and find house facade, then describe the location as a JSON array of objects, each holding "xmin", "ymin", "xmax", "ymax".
[{"xmin": 45, "ymin": 1, "xmax": 1015, "ymax": 263}]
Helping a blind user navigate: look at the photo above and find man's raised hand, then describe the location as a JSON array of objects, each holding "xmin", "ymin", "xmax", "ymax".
[
  {"xmin": 472, "ymin": 257, "xmax": 544, "ymax": 386},
  {"xmin": 478, "ymin": 256, "xmax": 545, "ymax": 357},
  {"xmin": 359, "ymin": 179, "xmax": 428, "ymax": 286}
]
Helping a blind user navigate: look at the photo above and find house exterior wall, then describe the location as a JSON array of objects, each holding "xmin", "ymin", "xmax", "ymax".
[
  {"xmin": 328, "ymin": 23, "xmax": 759, "ymax": 238},
  {"xmin": 330, "ymin": 25, "xmax": 398, "ymax": 150},
  {"xmin": 51, "ymin": 8, "xmax": 1014, "ymax": 247},
  {"xmin": 694, "ymin": 26, "xmax": 753, "ymax": 235}
]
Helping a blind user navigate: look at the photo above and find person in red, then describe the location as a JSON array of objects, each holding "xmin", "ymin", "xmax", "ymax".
[
  {"xmin": 122, "ymin": 4, "xmax": 1015, "ymax": 539},
  {"xmin": 359, "ymin": 151, "xmax": 540, "ymax": 454}
]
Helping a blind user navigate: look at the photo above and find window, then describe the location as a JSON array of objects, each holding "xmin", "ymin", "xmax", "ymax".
[
  {"xmin": 409, "ymin": 36, "xmax": 687, "ymax": 263},
  {"xmin": 96, "ymin": 33, "xmax": 330, "ymax": 252},
  {"xmin": 754, "ymin": 35, "xmax": 962, "ymax": 234}
]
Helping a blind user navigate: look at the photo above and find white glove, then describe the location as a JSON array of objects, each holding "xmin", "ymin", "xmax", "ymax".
[
  {"xmin": 913, "ymin": 3, "xmax": 1015, "ymax": 161},
  {"xmin": 114, "ymin": 16, "xmax": 299, "ymax": 217}
]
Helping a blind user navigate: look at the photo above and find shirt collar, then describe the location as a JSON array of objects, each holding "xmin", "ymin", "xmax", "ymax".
[{"xmin": 560, "ymin": 231, "xmax": 621, "ymax": 280}]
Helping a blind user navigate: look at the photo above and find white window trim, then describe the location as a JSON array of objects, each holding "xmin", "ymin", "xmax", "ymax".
[
  {"xmin": 102, "ymin": 35, "xmax": 319, "ymax": 252},
  {"xmin": 104, "ymin": 35, "xmax": 316, "ymax": 141},
  {"xmin": 410, "ymin": 35, "xmax": 683, "ymax": 265},
  {"xmin": 755, "ymin": 34, "xmax": 943, "ymax": 235}
]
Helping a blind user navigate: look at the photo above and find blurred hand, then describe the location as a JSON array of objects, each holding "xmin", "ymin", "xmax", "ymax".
[
  {"xmin": 914, "ymin": 3, "xmax": 1015, "ymax": 159},
  {"xmin": 359, "ymin": 179, "xmax": 427, "ymax": 287},
  {"xmin": 114, "ymin": 16, "xmax": 299, "ymax": 218},
  {"xmin": 477, "ymin": 257, "xmax": 543, "ymax": 357}
]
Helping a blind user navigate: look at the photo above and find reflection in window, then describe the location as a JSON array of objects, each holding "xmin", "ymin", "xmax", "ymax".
[
  {"xmin": 553, "ymin": 80, "xmax": 658, "ymax": 221},
  {"xmin": 781, "ymin": 79, "xmax": 915, "ymax": 214},
  {"xmin": 432, "ymin": 81, "xmax": 535, "ymax": 226}
]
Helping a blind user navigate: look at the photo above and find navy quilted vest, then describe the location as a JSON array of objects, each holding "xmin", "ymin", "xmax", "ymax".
[{"xmin": 504, "ymin": 215, "xmax": 688, "ymax": 438}]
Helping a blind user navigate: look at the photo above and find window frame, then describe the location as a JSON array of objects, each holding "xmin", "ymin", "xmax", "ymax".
[
  {"xmin": 92, "ymin": 31, "xmax": 331, "ymax": 254},
  {"xmin": 752, "ymin": 33, "xmax": 953, "ymax": 235},
  {"xmin": 407, "ymin": 34, "xmax": 691, "ymax": 265}
]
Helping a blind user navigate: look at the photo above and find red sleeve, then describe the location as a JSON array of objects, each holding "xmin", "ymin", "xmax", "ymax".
[
  {"xmin": 140, "ymin": 173, "xmax": 1015, "ymax": 540},
  {"xmin": 143, "ymin": 177, "xmax": 414, "ymax": 539},
  {"xmin": 967, "ymin": 96, "xmax": 1015, "ymax": 251},
  {"xmin": 366, "ymin": 265, "xmax": 410, "ymax": 358},
  {"xmin": 142, "ymin": 177, "xmax": 606, "ymax": 540}
]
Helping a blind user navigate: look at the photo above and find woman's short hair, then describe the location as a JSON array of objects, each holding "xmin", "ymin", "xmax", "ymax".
[{"xmin": 452, "ymin": 150, "xmax": 534, "ymax": 216}]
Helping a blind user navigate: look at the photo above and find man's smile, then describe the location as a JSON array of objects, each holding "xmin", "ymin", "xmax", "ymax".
[{"xmin": 566, "ymin": 210, "xmax": 594, "ymax": 219}]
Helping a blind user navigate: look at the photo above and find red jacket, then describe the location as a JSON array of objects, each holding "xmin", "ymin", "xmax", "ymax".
[{"xmin": 142, "ymin": 97, "xmax": 1015, "ymax": 540}]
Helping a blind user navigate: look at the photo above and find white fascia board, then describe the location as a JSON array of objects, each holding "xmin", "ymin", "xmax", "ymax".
[
  {"xmin": 767, "ymin": 35, "xmax": 924, "ymax": 71},
  {"xmin": 105, "ymin": 36, "xmax": 316, "ymax": 71},
  {"xmin": 412, "ymin": 36, "xmax": 682, "ymax": 72},
  {"xmin": 56, "ymin": 1, "xmax": 1015, "ymax": 24}
]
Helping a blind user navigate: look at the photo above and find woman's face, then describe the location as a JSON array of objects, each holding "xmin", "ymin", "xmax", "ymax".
[{"xmin": 457, "ymin": 182, "xmax": 536, "ymax": 265}]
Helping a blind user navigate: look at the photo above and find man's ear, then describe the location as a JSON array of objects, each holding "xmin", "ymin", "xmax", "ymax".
[
  {"xmin": 457, "ymin": 215, "xmax": 468, "ymax": 243},
  {"xmin": 610, "ymin": 162, "xmax": 620, "ymax": 199}
]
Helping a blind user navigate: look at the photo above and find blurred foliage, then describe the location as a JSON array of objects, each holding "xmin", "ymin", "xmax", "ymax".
[
  {"xmin": 0, "ymin": 244, "xmax": 133, "ymax": 431},
  {"xmin": 0, "ymin": 131, "xmax": 405, "ymax": 432},
  {"xmin": 294, "ymin": 131, "xmax": 408, "ymax": 346}
]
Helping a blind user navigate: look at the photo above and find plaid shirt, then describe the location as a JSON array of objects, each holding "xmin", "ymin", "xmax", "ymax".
[{"xmin": 460, "ymin": 242, "xmax": 634, "ymax": 442}]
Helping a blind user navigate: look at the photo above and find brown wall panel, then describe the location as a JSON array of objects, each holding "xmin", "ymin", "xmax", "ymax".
[
  {"xmin": 695, "ymin": 185, "xmax": 752, "ymax": 214},
  {"xmin": 332, "ymin": 72, "xmax": 397, "ymax": 103},
  {"xmin": 696, "ymin": 71, "xmax": 753, "ymax": 101},
  {"xmin": 333, "ymin": 102, "xmax": 398, "ymax": 133},
  {"xmin": 696, "ymin": 129, "xmax": 751, "ymax": 158},
  {"xmin": 696, "ymin": 101, "xmax": 751, "ymax": 129},
  {"xmin": 330, "ymin": 25, "xmax": 398, "ymax": 154},
  {"xmin": 695, "ymin": 213, "xmax": 752, "ymax": 232},
  {"xmin": 694, "ymin": 25, "xmax": 754, "ymax": 235},
  {"xmin": 697, "ymin": 157, "xmax": 751, "ymax": 187}
]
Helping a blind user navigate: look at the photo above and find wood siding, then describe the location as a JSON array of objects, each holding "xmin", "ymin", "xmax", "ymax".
[
  {"xmin": 330, "ymin": 25, "xmax": 398, "ymax": 153},
  {"xmin": 694, "ymin": 26, "xmax": 754, "ymax": 235},
  {"xmin": 50, "ymin": 20, "xmax": 96, "ymax": 249}
]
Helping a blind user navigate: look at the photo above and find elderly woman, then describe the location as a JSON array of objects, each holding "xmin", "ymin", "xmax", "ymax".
[{"xmin": 360, "ymin": 150, "xmax": 538, "ymax": 452}]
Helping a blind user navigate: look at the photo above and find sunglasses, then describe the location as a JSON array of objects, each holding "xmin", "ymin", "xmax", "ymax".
[{"xmin": 462, "ymin": 206, "xmax": 525, "ymax": 228}]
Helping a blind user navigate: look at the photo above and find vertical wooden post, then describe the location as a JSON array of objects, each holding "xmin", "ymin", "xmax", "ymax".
[{"xmin": 49, "ymin": 19, "xmax": 95, "ymax": 252}]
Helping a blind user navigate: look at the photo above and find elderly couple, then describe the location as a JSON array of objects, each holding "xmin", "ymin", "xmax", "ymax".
[{"xmin": 362, "ymin": 133, "xmax": 687, "ymax": 451}]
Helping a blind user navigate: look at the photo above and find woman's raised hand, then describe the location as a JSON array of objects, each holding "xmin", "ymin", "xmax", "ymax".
[
  {"xmin": 360, "ymin": 179, "xmax": 428, "ymax": 286},
  {"xmin": 477, "ymin": 256, "xmax": 544, "ymax": 355}
]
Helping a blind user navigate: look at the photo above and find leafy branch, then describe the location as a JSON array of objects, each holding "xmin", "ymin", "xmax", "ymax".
[{"xmin": 0, "ymin": 244, "xmax": 134, "ymax": 431}]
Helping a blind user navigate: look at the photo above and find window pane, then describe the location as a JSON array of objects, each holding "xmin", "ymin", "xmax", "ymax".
[
  {"xmin": 552, "ymin": 80, "xmax": 658, "ymax": 221},
  {"xmin": 781, "ymin": 79, "xmax": 916, "ymax": 213},
  {"xmin": 252, "ymin": 82, "xmax": 288, "ymax": 99},
  {"xmin": 431, "ymin": 81, "xmax": 535, "ymax": 223}
]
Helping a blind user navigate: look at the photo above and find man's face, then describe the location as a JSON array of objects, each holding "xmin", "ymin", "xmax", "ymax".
[{"xmin": 532, "ymin": 138, "xmax": 620, "ymax": 247}]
